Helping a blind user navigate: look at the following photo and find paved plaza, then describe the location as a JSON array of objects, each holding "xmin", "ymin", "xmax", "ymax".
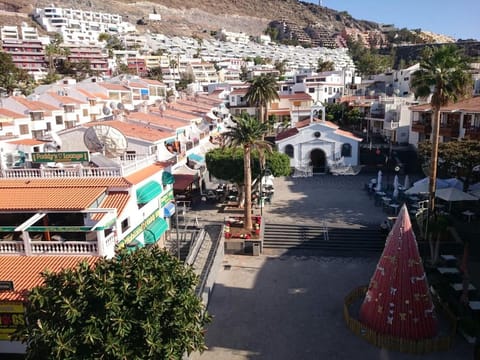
[{"xmin": 189, "ymin": 174, "xmax": 473, "ymax": 360}]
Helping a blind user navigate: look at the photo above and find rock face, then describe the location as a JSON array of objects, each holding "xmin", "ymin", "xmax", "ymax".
[
  {"xmin": 359, "ymin": 205, "xmax": 437, "ymax": 340},
  {"xmin": 18, "ymin": 0, "xmax": 380, "ymax": 38}
]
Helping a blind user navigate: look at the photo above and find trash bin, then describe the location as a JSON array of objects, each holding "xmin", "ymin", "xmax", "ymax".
[{"xmin": 252, "ymin": 242, "xmax": 260, "ymax": 256}]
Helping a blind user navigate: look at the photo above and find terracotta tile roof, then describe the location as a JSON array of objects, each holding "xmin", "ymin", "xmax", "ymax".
[
  {"xmin": 443, "ymin": 96, "xmax": 480, "ymax": 112},
  {"xmin": 91, "ymin": 191, "xmax": 130, "ymax": 221},
  {"xmin": 7, "ymin": 138, "xmax": 45, "ymax": 145},
  {"xmin": 0, "ymin": 108, "xmax": 25, "ymax": 119},
  {"xmin": 0, "ymin": 187, "xmax": 107, "ymax": 211},
  {"xmin": 279, "ymin": 93, "xmax": 312, "ymax": 101},
  {"xmin": 276, "ymin": 127, "xmax": 299, "ymax": 141},
  {"xmin": 99, "ymin": 83, "xmax": 130, "ymax": 91},
  {"xmin": 127, "ymin": 82, "xmax": 147, "ymax": 88},
  {"xmin": 76, "ymin": 88, "xmax": 98, "ymax": 99},
  {"xmin": 0, "ymin": 178, "xmax": 131, "ymax": 188},
  {"xmin": 409, "ymin": 103, "xmax": 431, "ymax": 111},
  {"xmin": 11, "ymin": 96, "xmax": 60, "ymax": 111},
  {"xmin": 47, "ymin": 92, "xmax": 86, "ymax": 105},
  {"xmin": 230, "ymin": 88, "xmax": 248, "ymax": 95},
  {"xmin": 128, "ymin": 111, "xmax": 190, "ymax": 128},
  {"xmin": 125, "ymin": 163, "xmax": 164, "ymax": 184},
  {"xmin": 295, "ymin": 119, "xmax": 311, "ymax": 128},
  {"xmin": 0, "ymin": 177, "xmax": 132, "ymax": 211},
  {"xmin": 93, "ymin": 92, "xmax": 110, "ymax": 100},
  {"xmin": 162, "ymin": 109, "xmax": 200, "ymax": 121},
  {"xmin": 334, "ymin": 128, "xmax": 363, "ymax": 141},
  {"xmin": 267, "ymin": 109, "xmax": 290, "ymax": 116},
  {"xmin": 140, "ymin": 78, "xmax": 165, "ymax": 86},
  {"xmin": 86, "ymin": 120, "xmax": 174, "ymax": 142},
  {"xmin": 321, "ymin": 120, "xmax": 339, "ymax": 129},
  {"xmin": 0, "ymin": 256, "xmax": 99, "ymax": 301}
]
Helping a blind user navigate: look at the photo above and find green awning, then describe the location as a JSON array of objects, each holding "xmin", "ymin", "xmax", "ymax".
[
  {"xmin": 162, "ymin": 171, "xmax": 175, "ymax": 185},
  {"xmin": 144, "ymin": 217, "xmax": 168, "ymax": 245},
  {"xmin": 136, "ymin": 180, "xmax": 162, "ymax": 204}
]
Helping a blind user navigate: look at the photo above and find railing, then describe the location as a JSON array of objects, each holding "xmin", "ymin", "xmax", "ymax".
[
  {"xmin": 30, "ymin": 241, "xmax": 98, "ymax": 255},
  {"xmin": 439, "ymin": 126, "xmax": 459, "ymax": 137},
  {"xmin": 411, "ymin": 122, "xmax": 431, "ymax": 133},
  {"xmin": 465, "ymin": 127, "xmax": 480, "ymax": 140},
  {"xmin": 0, "ymin": 241, "xmax": 25, "ymax": 253},
  {"xmin": 0, "ymin": 155, "xmax": 159, "ymax": 179}
]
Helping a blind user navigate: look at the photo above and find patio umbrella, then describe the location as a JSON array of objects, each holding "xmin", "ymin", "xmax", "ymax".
[
  {"xmin": 375, "ymin": 170, "xmax": 382, "ymax": 192},
  {"xmin": 444, "ymin": 178, "xmax": 464, "ymax": 190},
  {"xmin": 469, "ymin": 189, "xmax": 480, "ymax": 198},
  {"xmin": 393, "ymin": 175, "xmax": 399, "ymax": 199},
  {"xmin": 435, "ymin": 187, "xmax": 478, "ymax": 211},
  {"xmin": 403, "ymin": 175, "xmax": 410, "ymax": 190},
  {"xmin": 404, "ymin": 177, "xmax": 450, "ymax": 195}
]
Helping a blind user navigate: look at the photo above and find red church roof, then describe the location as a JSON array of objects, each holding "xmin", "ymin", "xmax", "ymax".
[{"xmin": 359, "ymin": 205, "xmax": 437, "ymax": 340}]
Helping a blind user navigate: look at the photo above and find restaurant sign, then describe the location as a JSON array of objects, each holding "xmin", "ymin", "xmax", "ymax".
[
  {"xmin": 32, "ymin": 151, "xmax": 89, "ymax": 163},
  {"xmin": 160, "ymin": 189, "xmax": 174, "ymax": 207},
  {"xmin": 0, "ymin": 302, "xmax": 25, "ymax": 340},
  {"xmin": 117, "ymin": 209, "xmax": 161, "ymax": 249}
]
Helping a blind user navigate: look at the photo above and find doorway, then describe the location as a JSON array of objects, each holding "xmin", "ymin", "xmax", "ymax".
[{"xmin": 310, "ymin": 148, "xmax": 326, "ymax": 174}]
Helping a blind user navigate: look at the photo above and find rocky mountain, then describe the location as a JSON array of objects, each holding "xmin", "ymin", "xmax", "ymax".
[{"xmin": 4, "ymin": 0, "xmax": 381, "ymax": 39}]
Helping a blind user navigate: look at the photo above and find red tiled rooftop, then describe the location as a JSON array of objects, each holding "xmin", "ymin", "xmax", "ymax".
[
  {"xmin": 0, "ymin": 108, "xmax": 25, "ymax": 119},
  {"xmin": 99, "ymin": 83, "xmax": 131, "ymax": 91},
  {"xmin": 86, "ymin": 120, "xmax": 174, "ymax": 142},
  {"xmin": 334, "ymin": 128, "xmax": 363, "ymax": 141},
  {"xmin": 91, "ymin": 191, "xmax": 130, "ymax": 221},
  {"xmin": 7, "ymin": 138, "xmax": 46, "ymax": 146},
  {"xmin": 0, "ymin": 256, "xmax": 99, "ymax": 301},
  {"xmin": 279, "ymin": 93, "xmax": 312, "ymax": 101},
  {"xmin": 276, "ymin": 127, "xmax": 299, "ymax": 141},
  {"xmin": 47, "ymin": 92, "xmax": 86, "ymax": 105},
  {"xmin": 125, "ymin": 163, "xmax": 164, "ymax": 184},
  {"xmin": 11, "ymin": 96, "xmax": 60, "ymax": 111}
]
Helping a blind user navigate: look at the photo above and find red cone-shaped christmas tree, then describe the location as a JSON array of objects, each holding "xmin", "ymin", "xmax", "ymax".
[{"xmin": 359, "ymin": 205, "xmax": 437, "ymax": 339}]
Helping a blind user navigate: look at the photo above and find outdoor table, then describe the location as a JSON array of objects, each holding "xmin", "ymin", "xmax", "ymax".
[
  {"xmin": 440, "ymin": 254, "xmax": 457, "ymax": 263},
  {"xmin": 437, "ymin": 267, "xmax": 460, "ymax": 274},
  {"xmin": 462, "ymin": 210, "xmax": 475, "ymax": 223},
  {"xmin": 451, "ymin": 283, "xmax": 476, "ymax": 292}
]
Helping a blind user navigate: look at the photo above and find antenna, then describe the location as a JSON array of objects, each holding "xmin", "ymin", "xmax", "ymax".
[{"xmin": 83, "ymin": 125, "xmax": 128, "ymax": 158}]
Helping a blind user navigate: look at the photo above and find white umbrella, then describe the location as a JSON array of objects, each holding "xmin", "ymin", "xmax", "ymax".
[
  {"xmin": 375, "ymin": 170, "xmax": 382, "ymax": 192},
  {"xmin": 444, "ymin": 178, "xmax": 464, "ymax": 190},
  {"xmin": 435, "ymin": 187, "xmax": 478, "ymax": 211},
  {"xmin": 393, "ymin": 175, "xmax": 399, "ymax": 199},
  {"xmin": 403, "ymin": 175, "xmax": 410, "ymax": 190},
  {"xmin": 405, "ymin": 178, "xmax": 450, "ymax": 195},
  {"xmin": 469, "ymin": 189, "xmax": 480, "ymax": 198}
]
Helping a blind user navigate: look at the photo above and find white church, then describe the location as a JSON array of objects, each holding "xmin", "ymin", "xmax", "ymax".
[{"xmin": 275, "ymin": 105, "xmax": 363, "ymax": 175}]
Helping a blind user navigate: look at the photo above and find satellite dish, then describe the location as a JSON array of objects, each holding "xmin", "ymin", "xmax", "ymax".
[
  {"xmin": 109, "ymin": 101, "xmax": 117, "ymax": 109},
  {"xmin": 83, "ymin": 125, "xmax": 128, "ymax": 158},
  {"xmin": 102, "ymin": 106, "xmax": 111, "ymax": 115},
  {"xmin": 117, "ymin": 102, "xmax": 124, "ymax": 110}
]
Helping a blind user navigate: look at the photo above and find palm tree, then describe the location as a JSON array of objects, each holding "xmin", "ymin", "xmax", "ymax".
[
  {"xmin": 245, "ymin": 74, "xmax": 279, "ymax": 129},
  {"xmin": 411, "ymin": 45, "xmax": 472, "ymax": 220},
  {"xmin": 223, "ymin": 113, "xmax": 270, "ymax": 230}
]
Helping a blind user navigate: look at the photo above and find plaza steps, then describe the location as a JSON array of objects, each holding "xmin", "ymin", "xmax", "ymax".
[{"xmin": 263, "ymin": 223, "xmax": 387, "ymax": 256}]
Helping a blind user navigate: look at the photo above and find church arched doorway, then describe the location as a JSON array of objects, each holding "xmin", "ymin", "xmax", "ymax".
[{"xmin": 310, "ymin": 148, "xmax": 326, "ymax": 174}]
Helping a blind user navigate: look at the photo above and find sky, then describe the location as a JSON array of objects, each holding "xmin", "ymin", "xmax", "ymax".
[{"xmin": 306, "ymin": 0, "xmax": 480, "ymax": 40}]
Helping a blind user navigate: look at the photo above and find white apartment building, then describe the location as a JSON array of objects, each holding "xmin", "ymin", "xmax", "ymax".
[{"xmin": 33, "ymin": 6, "xmax": 136, "ymax": 45}]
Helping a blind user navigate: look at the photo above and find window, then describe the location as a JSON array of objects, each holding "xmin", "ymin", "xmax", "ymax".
[
  {"xmin": 121, "ymin": 218, "xmax": 130, "ymax": 233},
  {"xmin": 341, "ymin": 143, "xmax": 352, "ymax": 157},
  {"xmin": 285, "ymin": 144, "xmax": 294, "ymax": 158},
  {"xmin": 308, "ymin": 87, "xmax": 315, "ymax": 93},
  {"xmin": 55, "ymin": 115, "xmax": 63, "ymax": 125},
  {"xmin": 19, "ymin": 124, "xmax": 29, "ymax": 135},
  {"xmin": 83, "ymin": 109, "xmax": 89, "ymax": 117}
]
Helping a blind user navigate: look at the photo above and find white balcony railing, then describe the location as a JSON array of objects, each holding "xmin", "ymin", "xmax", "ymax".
[{"xmin": 0, "ymin": 232, "xmax": 116, "ymax": 257}]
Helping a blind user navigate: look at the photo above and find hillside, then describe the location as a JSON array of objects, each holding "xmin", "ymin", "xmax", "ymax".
[{"xmin": 4, "ymin": 0, "xmax": 380, "ymax": 38}]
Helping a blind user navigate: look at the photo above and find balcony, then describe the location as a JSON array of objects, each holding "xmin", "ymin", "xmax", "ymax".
[
  {"xmin": 0, "ymin": 232, "xmax": 115, "ymax": 258},
  {"xmin": 411, "ymin": 122, "xmax": 431, "ymax": 134},
  {"xmin": 439, "ymin": 126, "xmax": 459, "ymax": 138},
  {"xmin": 465, "ymin": 127, "xmax": 480, "ymax": 140}
]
